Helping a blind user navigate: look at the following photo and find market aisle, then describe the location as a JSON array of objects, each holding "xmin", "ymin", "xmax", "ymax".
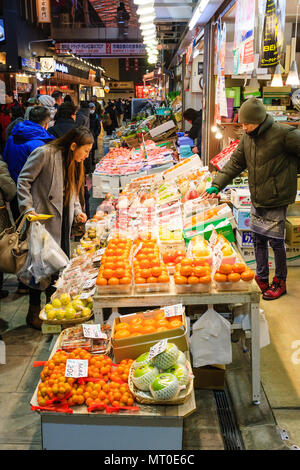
[{"xmin": 260, "ymin": 267, "xmax": 300, "ymax": 447}]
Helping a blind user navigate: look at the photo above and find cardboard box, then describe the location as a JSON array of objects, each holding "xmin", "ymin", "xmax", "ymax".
[
  {"xmin": 236, "ymin": 244, "xmax": 300, "ymax": 268},
  {"xmin": 231, "ymin": 188, "xmax": 251, "ymax": 208},
  {"xmin": 233, "ymin": 206, "xmax": 251, "ymax": 230},
  {"xmin": 163, "ymin": 154, "xmax": 203, "ymax": 181},
  {"xmin": 92, "ymin": 173, "xmax": 120, "ymax": 198},
  {"xmin": 149, "ymin": 120, "xmax": 176, "ymax": 138},
  {"xmin": 192, "ymin": 364, "xmax": 226, "ymax": 390},
  {"xmin": 285, "ymin": 217, "xmax": 300, "ymax": 246},
  {"xmin": 183, "ymin": 217, "xmax": 235, "ymax": 244},
  {"xmin": 236, "ymin": 230, "xmax": 253, "ymax": 247},
  {"xmin": 112, "ymin": 309, "xmax": 189, "ymax": 363}
]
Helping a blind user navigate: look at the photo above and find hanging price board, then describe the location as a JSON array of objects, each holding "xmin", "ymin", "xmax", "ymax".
[
  {"xmin": 82, "ymin": 278, "xmax": 97, "ymax": 290},
  {"xmin": 82, "ymin": 324, "xmax": 107, "ymax": 339},
  {"xmin": 148, "ymin": 339, "xmax": 168, "ymax": 360},
  {"xmin": 164, "ymin": 304, "xmax": 184, "ymax": 318},
  {"xmin": 65, "ymin": 359, "xmax": 88, "ymax": 378},
  {"xmin": 79, "ymin": 288, "xmax": 96, "ymax": 300}
]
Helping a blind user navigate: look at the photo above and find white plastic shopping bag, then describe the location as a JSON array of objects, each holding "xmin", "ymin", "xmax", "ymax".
[
  {"xmin": 259, "ymin": 309, "xmax": 270, "ymax": 349},
  {"xmin": 189, "ymin": 307, "xmax": 232, "ymax": 367},
  {"xmin": 18, "ymin": 221, "xmax": 69, "ymax": 289}
]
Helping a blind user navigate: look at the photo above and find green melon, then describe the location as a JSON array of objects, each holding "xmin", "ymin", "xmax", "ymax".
[
  {"xmin": 177, "ymin": 351, "xmax": 187, "ymax": 366},
  {"xmin": 150, "ymin": 373, "xmax": 180, "ymax": 400},
  {"xmin": 132, "ymin": 364, "xmax": 159, "ymax": 391},
  {"xmin": 165, "ymin": 363, "xmax": 190, "ymax": 387},
  {"xmin": 132, "ymin": 352, "xmax": 153, "ymax": 370},
  {"xmin": 152, "ymin": 343, "xmax": 179, "ymax": 370}
]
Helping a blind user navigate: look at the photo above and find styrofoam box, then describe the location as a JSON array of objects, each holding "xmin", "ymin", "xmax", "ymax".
[
  {"xmin": 147, "ymin": 161, "xmax": 174, "ymax": 175},
  {"xmin": 163, "ymin": 154, "xmax": 203, "ymax": 181},
  {"xmin": 236, "ymin": 245, "xmax": 300, "ymax": 268},
  {"xmin": 119, "ymin": 170, "xmax": 148, "ymax": 188},
  {"xmin": 149, "ymin": 120, "xmax": 176, "ymax": 138},
  {"xmin": 233, "ymin": 206, "xmax": 251, "ymax": 230},
  {"xmin": 92, "ymin": 173, "xmax": 120, "ymax": 198},
  {"xmin": 231, "ymin": 188, "xmax": 251, "ymax": 208}
]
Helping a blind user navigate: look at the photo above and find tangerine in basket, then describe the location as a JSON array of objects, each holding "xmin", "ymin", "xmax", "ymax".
[
  {"xmin": 198, "ymin": 274, "xmax": 211, "ymax": 284},
  {"xmin": 219, "ymin": 264, "xmax": 233, "ymax": 275},
  {"xmin": 119, "ymin": 276, "xmax": 131, "ymax": 285},
  {"xmin": 168, "ymin": 319, "xmax": 183, "ymax": 329},
  {"xmin": 241, "ymin": 270, "xmax": 255, "ymax": 281},
  {"xmin": 193, "ymin": 266, "xmax": 208, "ymax": 277},
  {"xmin": 214, "ymin": 273, "xmax": 228, "ymax": 283},
  {"xmin": 115, "ymin": 322, "xmax": 129, "ymax": 332},
  {"xmin": 135, "ymin": 276, "xmax": 146, "ymax": 284},
  {"xmin": 181, "ymin": 258, "xmax": 193, "ymax": 266},
  {"xmin": 97, "ymin": 277, "xmax": 107, "ymax": 286},
  {"xmin": 151, "ymin": 266, "xmax": 163, "ymax": 277},
  {"xmin": 228, "ymin": 272, "xmax": 241, "ymax": 283},
  {"xmin": 232, "ymin": 263, "xmax": 246, "ymax": 274}
]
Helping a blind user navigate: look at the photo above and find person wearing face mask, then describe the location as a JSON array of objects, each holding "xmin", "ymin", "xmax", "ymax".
[
  {"xmin": 17, "ymin": 127, "xmax": 93, "ymax": 328},
  {"xmin": 203, "ymin": 98, "xmax": 300, "ymax": 301}
]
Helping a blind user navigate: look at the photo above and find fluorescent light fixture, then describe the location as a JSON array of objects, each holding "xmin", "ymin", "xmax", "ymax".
[
  {"xmin": 189, "ymin": 0, "xmax": 210, "ymax": 31},
  {"xmin": 286, "ymin": 60, "xmax": 300, "ymax": 87},
  {"xmin": 138, "ymin": 14, "xmax": 155, "ymax": 24},
  {"xmin": 271, "ymin": 64, "xmax": 283, "ymax": 87},
  {"xmin": 142, "ymin": 31, "xmax": 156, "ymax": 38},
  {"xmin": 137, "ymin": 5, "xmax": 155, "ymax": 15},
  {"xmin": 134, "ymin": 0, "xmax": 153, "ymax": 5},
  {"xmin": 140, "ymin": 22, "xmax": 155, "ymax": 30}
]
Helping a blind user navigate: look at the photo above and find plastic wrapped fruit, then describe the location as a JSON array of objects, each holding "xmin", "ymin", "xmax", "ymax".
[
  {"xmin": 177, "ymin": 350, "xmax": 188, "ymax": 366},
  {"xmin": 165, "ymin": 363, "xmax": 190, "ymax": 387},
  {"xmin": 149, "ymin": 373, "xmax": 180, "ymax": 400},
  {"xmin": 132, "ymin": 352, "xmax": 154, "ymax": 370},
  {"xmin": 132, "ymin": 364, "xmax": 159, "ymax": 391},
  {"xmin": 152, "ymin": 343, "xmax": 179, "ymax": 370}
]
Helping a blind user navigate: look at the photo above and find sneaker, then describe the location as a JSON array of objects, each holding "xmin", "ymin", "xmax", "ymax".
[
  {"xmin": 263, "ymin": 277, "xmax": 287, "ymax": 301},
  {"xmin": 255, "ymin": 275, "xmax": 269, "ymax": 294}
]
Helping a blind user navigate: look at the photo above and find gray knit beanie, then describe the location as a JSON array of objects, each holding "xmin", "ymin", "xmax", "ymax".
[{"xmin": 239, "ymin": 98, "xmax": 267, "ymax": 124}]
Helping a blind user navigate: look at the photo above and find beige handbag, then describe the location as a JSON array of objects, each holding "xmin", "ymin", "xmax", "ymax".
[{"xmin": 0, "ymin": 212, "xmax": 29, "ymax": 274}]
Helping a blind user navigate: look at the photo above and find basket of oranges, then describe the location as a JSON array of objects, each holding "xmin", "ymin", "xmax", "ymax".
[
  {"xmin": 174, "ymin": 258, "xmax": 212, "ymax": 293},
  {"xmin": 96, "ymin": 237, "xmax": 133, "ymax": 294},
  {"xmin": 213, "ymin": 263, "xmax": 255, "ymax": 291},
  {"xmin": 133, "ymin": 239, "xmax": 170, "ymax": 293}
]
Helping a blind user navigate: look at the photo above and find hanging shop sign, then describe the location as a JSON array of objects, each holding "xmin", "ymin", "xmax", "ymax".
[
  {"xmin": 55, "ymin": 62, "xmax": 69, "ymax": 74},
  {"xmin": 215, "ymin": 20, "xmax": 227, "ymax": 120},
  {"xmin": 40, "ymin": 57, "xmax": 55, "ymax": 73},
  {"xmin": 110, "ymin": 81, "xmax": 134, "ymax": 90},
  {"xmin": 104, "ymin": 85, "xmax": 110, "ymax": 93},
  {"xmin": 233, "ymin": 0, "xmax": 255, "ymax": 74},
  {"xmin": 36, "ymin": 0, "xmax": 51, "ymax": 23},
  {"xmin": 88, "ymin": 69, "xmax": 96, "ymax": 81},
  {"xmin": 0, "ymin": 19, "xmax": 6, "ymax": 44},
  {"xmin": 185, "ymin": 42, "xmax": 193, "ymax": 66},
  {"xmin": 259, "ymin": 0, "xmax": 286, "ymax": 68},
  {"xmin": 55, "ymin": 43, "xmax": 146, "ymax": 57},
  {"xmin": 21, "ymin": 57, "xmax": 40, "ymax": 71}
]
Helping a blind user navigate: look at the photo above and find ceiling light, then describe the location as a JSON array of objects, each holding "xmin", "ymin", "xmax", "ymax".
[
  {"xmin": 142, "ymin": 29, "xmax": 156, "ymax": 36},
  {"xmin": 271, "ymin": 64, "xmax": 283, "ymax": 87},
  {"xmin": 134, "ymin": 0, "xmax": 153, "ymax": 5},
  {"xmin": 137, "ymin": 5, "xmax": 155, "ymax": 15},
  {"xmin": 189, "ymin": 0, "xmax": 209, "ymax": 31},
  {"xmin": 138, "ymin": 14, "xmax": 155, "ymax": 24}
]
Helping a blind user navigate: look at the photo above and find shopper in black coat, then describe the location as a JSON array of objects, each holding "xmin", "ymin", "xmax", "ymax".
[
  {"xmin": 48, "ymin": 102, "xmax": 77, "ymax": 139},
  {"xmin": 75, "ymin": 101, "xmax": 90, "ymax": 128},
  {"xmin": 88, "ymin": 102, "xmax": 101, "ymax": 172},
  {"xmin": 183, "ymin": 108, "xmax": 202, "ymax": 155}
]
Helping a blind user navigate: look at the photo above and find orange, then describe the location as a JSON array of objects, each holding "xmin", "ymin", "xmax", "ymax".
[
  {"xmin": 156, "ymin": 326, "xmax": 169, "ymax": 333},
  {"xmin": 130, "ymin": 317, "xmax": 143, "ymax": 326},
  {"xmin": 228, "ymin": 272, "xmax": 241, "ymax": 283},
  {"xmin": 115, "ymin": 322, "xmax": 129, "ymax": 332},
  {"xmin": 129, "ymin": 324, "xmax": 143, "ymax": 334},
  {"xmin": 140, "ymin": 325, "xmax": 156, "ymax": 335},
  {"xmin": 168, "ymin": 319, "xmax": 183, "ymax": 329},
  {"xmin": 193, "ymin": 266, "xmax": 208, "ymax": 277},
  {"xmin": 198, "ymin": 274, "xmax": 211, "ymax": 284},
  {"xmin": 174, "ymin": 275, "xmax": 188, "ymax": 285},
  {"xmin": 129, "ymin": 332, "xmax": 142, "ymax": 337},
  {"xmin": 214, "ymin": 273, "xmax": 227, "ymax": 283},
  {"xmin": 154, "ymin": 311, "xmax": 165, "ymax": 321},
  {"xmin": 232, "ymin": 263, "xmax": 246, "ymax": 274},
  {"xmin": 219, "ymin": 264, "xmax": 233, "ymax": 275},
  {"xmin": 151, "ymin": 266, "xmax": 163, "ymax": 277},
  {"xmin": 187, "ymin": 276, "xmax": 199, "ymax": 285},
  {"xmin": 156, "ymin": 319, "xmax": 170, "ymax": 329},
  {"xmin": 103, "ymin": 261, "xmax": 116, "ymax": 270},
  {"xmin": 181, "ymin": 258, "xmax": 193, "ymax": 266},
  {"xmin": 97, "ymin": 277, "xmax": 107, "ymax": 286},
  {"xmin": 119, "ymin": 276, "xmax": 131, "ymax": 285},
  {"xmin": 147, "ymin": 276, "xmax": 158, "ymax": 283},
  {"xmin": 114, "ymin": 329, "xmax": 130, "ymax": 339},
  {"xmin": 140, "ymin": 268, "xmax": 152, "ymax": 279},
  {"xmin": 157, "ymin": 274, "xmax": 169, "ymax": 283},
  {"xmin": 241, "ymin": 270, "xmax": 255, "ymax": 281},
  {"xmin": 143, "ymin": 319, "xmax": 156, "ymax": 328},
  {"xmin": 108, "ymin": 277, "xmax": 119, "ymax": 285},
  {"xmin": 180, "ymin": 265, "xmax": 192, "ymax": 277},
  {"xmin": 135, "ymin": 276, "xmax": 146, "ymax": 284},
  {"xmin": 139, "ymin": 259, "xmax": 151, "ymax": 269},
  {"xmin": 115, "ymin": 268, "xmax": 126, "ymax": 279},
  {"xmin": 103, "ymin": 268, "xmax": 115, "ymax": 279}
]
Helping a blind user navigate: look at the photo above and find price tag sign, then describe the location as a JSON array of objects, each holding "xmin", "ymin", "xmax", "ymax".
[
  {"xmin": 87, "ymin": 270, "xmax": 99, "ymax": 279},
  {"xmin": 65, "ymin": 359, "xmax": 88, "ymax": 378},
  {"xmin": 93, "ymin": 248, "xmax": 105, "ymax": 263},
  {"xmin": 82, "ymin": 324, "xmax": 107, "ymax": 339},
  {"xmin": 82, "ymin": 278, "xmax": 97, "ymax": 290},
  {"xmin": 41, "ymin": 324, "xmax": 62, "ymax": 335},
  {"xmin": 164, "ymin": 304, "xmax": 183, "ymax": 318},
  {"xmin": 212, "ymin": 246, "xmax": 224, "ymax": 279},
  {"xmin": 79, "ymin": 288, "xmax": 96, "ymax": 300},
  {"xmin": 148, "ymin": 339, "xmax": 168, "ymax": 360},
  {"xmin": 209, "ymin": 229, "xmax": 218, "ymax": 248}
]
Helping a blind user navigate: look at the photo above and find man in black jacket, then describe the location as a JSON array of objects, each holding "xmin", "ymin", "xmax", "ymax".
[
  {"xmin": 183, "ymin": 108, "xmax": 202, "ymax": 155},
  {"xmin": 48, "ymin": 102, "xmax": 77, "ymax": 138}
]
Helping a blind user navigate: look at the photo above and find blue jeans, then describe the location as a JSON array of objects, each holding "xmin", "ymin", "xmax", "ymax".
[{"xmin": 252, "ymin": 232, "xmax": 287, "ymax": 281}]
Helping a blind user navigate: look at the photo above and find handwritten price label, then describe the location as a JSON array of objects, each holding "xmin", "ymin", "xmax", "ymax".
[
  {"xmin": 65, "ymin": 359, "xmax": 88, "ymax": 378},
  {"xmin": 79, "ymin": 288, "xmax": 96, "ymax": 300},
  {"xmin": 209, "ymin": 229, "xmax": 218, "ymax": 248},
  {"xmin": 82, "ymin": 278, "xmax": 97, "ymax": 290},
  {"xmin": 148, "ymin": 339, "xmax": 168, "ymax": 360},
  {"xmin": 82, "ymin": 324, "xmax": 107, "ymax": 339},
  {"xmin": 164, "ymin": 304, "xmax": 183, "ymax": 318}
]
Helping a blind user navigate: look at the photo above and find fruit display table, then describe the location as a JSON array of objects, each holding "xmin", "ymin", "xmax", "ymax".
[
  {"xmin": 30, "ymin": 337, "xmax": 196, "ymax": 450},
  {"xmin": 93, "ymin": 279, "xmax": 261, "ymax": 405}
]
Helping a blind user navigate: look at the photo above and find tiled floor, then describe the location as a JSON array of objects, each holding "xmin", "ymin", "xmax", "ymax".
[{"xmin": 1, "ymin": 266, "xmax": 299, "ymax": 450}]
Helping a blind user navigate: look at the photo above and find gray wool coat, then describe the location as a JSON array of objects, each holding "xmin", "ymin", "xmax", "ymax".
[{"xmin": 17, "ymin": 145, "xmax": 82, "ymax": 247}]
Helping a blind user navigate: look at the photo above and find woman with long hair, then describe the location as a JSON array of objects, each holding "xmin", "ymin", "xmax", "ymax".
[{"xmin": 17, "ymin": 126, "xmax": 94, "ymax": 329}]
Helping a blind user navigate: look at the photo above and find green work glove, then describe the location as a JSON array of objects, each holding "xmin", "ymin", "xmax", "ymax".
[{"xmin": 206, "ymin": 186, "xmax": 220, "ymax": 195}]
